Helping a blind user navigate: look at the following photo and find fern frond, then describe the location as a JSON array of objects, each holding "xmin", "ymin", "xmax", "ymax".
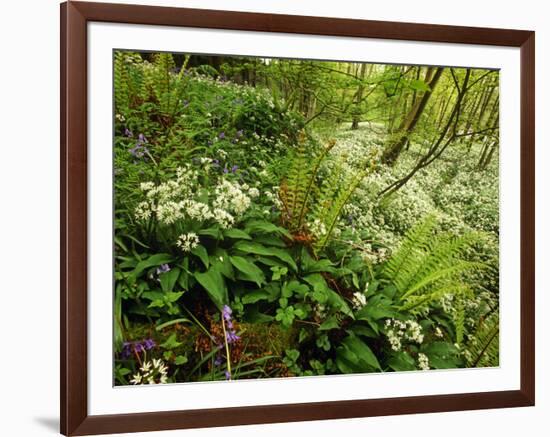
[
  {"xmin": 382, "ymin": 215, "xmax": 437, "ymax": 286},
  {"xmin": 312, "ymin": 169, "xmax": 367, "ymax": 254},
  {"xmin": 465, "ymin": 311, "xmax": 499, "ymax": 367},
  {"xmin": 383, "ymin": 216, "xmax": 485, "ymax": 314}
]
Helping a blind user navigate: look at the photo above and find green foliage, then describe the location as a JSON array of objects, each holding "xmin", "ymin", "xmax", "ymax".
[
  {"xmin": 113, "ymin": 51, "xmax": 500, "ymax": 385},
  {"xmin": 381, "ymin": 215, "xmax": 484, "ymax": 313},
  {"xmin": 465, "ymin": 311, "xmax": 499, "ymax": 367}
]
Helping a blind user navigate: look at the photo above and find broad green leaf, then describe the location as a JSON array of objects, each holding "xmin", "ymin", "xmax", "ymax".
[
  {"xmin": 245, "ymin": 220, "xmax": 292, "ymax": 239},
  {"xmin": 198, "ymin": 227, "xmax": 222, "ymax": 239},
  {"xmin": 191, "ymin": 245, "xmax": 209, "ymax": 269},
  {"xmin": 130, "ymin": 253, "xmax": 174, "ymax": 280},
  {"xmin": 194, "ymin": 267, "xmax": 228, "ymax": 309},
  {"xmin": 319, "ymin": 316, "xmax": 339, "ymax": 331},
  {"xmin": 159, "ymin": 267, "xmax": 181, "ymax": 292},
  {"xmin": 230, "ymin": 256, "xmax": 265, "ymax": 286},
  {"xmin": 387, "ymin": 351, "xmax": 417, "ymax": 372},
  {"xmin": 336, "ymin": 332, "xmax": 381, "ymax": 372},
  {"xmin": 233, "ymin": 241, "xmax": 297, "ymax": 270},
  {"xmin": 223, "ymin": 228, "xmax": 252, "ymax": 240}
]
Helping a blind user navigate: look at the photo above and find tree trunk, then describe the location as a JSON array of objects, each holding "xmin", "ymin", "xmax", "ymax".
[
  {"xmin": 351, "ymin": 62, "xmax": 368, "ymax": 130},
  {"xmin": 381, "ymin": 67, "xmax": 445, "ymax": 165}
]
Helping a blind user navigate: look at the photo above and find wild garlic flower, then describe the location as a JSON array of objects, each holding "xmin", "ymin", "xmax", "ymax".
[
  {"xmin": 134, "ymin": 164, "xmax": 253, "ymax": 229},
  {"xmin": 384, "ymin": 319, "xmax": 424, "ymax": 351},
  {"xmin": 417, "ymin": 353, "xmax": 430, "ymax": 371},
  {"xmin": 351, "ymin": 291, "xmax": 367, "ymax": 310},
  {"xmin": 309, "ymin": 218, "xmax": 327, "ymax": 237},
  {"xmin": 177, "ymin": 232, "xmax": 199, "ymax": 253},
  {"xmin": 130, "ymin": 358, "xmax": 169, "ymax": 385}
]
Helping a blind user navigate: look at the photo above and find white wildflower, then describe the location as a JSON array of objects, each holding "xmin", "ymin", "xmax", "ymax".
[
  {"xmin": 177, "ymin": 232, "xmax": 200, "ymax": 253},
  {"xmin": 351, "ymin": 291, "xmax": 367, "ymax": 310},
  {"xmin": 417, "ymin": 353, "xmax": 430, "ymax": 371},
  {"xmin": 131, "ymin": 358, "xmax": 169, "ymax": 385}
]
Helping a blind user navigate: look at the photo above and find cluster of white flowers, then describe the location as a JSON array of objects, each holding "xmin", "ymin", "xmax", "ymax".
[
  {"xmin": 359, "ymin": 243, "xmax": 389, "ymax": 265},
  {"xmin": 309, "ymin": 218, "xmax": 327, "ymax": 237},
  {"xmin": 434, "ymin": 326, "xmax": 444, "ymax": 338},
  {"xmin": 134, "ymin": 165, "xmax": 254, "ymax": 230},
  {"xmin": 351, "ymin": 291, "xmax": 367, "ymax": 310},
  {"xmin": 417, "ymin": 353, "xmax": 430, "ymax": 371},
  {"xmin": 265, "ymin": 188, "xmax": 283, "ymax": 210},
  {"xmin": 214, "ymin": 179, "xmax": 251, "ymax": 216},
  {"xmin": 384, "ymin": 319, "xmax": 425, "ymax": 352},
  {"xmin": 130, "ymin": 359, "xmax": 169, "ymax": 385},
  {"xmin": 177, "ymin": 232, "xmax": 200, "ymax": 253}
]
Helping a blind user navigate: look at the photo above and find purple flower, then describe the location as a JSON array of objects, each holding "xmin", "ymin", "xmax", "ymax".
[
  {"xmin": 138, "ymin": 133, "xmax": 148, "ymax": 143},
  {"xmin": 223, "ymin": 167, "xmax": 229, "ymax": 174},
  {"xmin": 120, "ymin": 338, "xmax": 155, "ymax": 359},
  {"xmin": 231, "ymin": 165, "xmax": 238, "ymax": 173},
  {"xmin": 214, "ymin": 356, "xmax": 222, "ymax": 366},
  {"xmin": 222, "ymin": 305, "xmax": 232, "ymax": 321},
  {"xmin": 156, "ymin": 264, "xmax": 171, "ymax": 275},
  {"xmin": 143, "ymin": 338, "xmax": 156, "ymax": 351},
  {"xmin": 226, "ymin": 331, "xmax": 240, "ymax": 343},
  {"xmin": 224, "ymin": 371, "xmax": 231, "ymax": 380},
  {"xmin": 124, "ymin": 128, "xmax": 133, "ymax": 138},
  {"xmin": 121, "ymin": 342, "xmax": 132, "ymax": 359},
  {"xmin": 212, "ymin": 159, "xmax": 220, "ymax": 167},
  {"xmin": 129, "ymin": 142, "xmax": 149, "ymax": 159},
  {"xmin": 221, "ymin": 305, "xmax": 240, "ymax": 344},
  {"xmin": 218, "ymin": 132, "xmax": 225, "ymax": 139}
]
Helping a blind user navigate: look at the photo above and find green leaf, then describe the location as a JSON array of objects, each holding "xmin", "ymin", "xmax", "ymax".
[
  {"xmin": 355, "ymin": 297, "xmax": 396, "ymax": 321},
  {"xmin": 245, "ymin": 220, "xmax": 292, "ymax": 239},
  {"xmin": 160, "ymin": 333, "xmax": 182, "ymax": 350},
  {"xmin": 223, "ymin": 228, "xmax": 252, "ymax": 240},
  {"xmin": 155, "ymin": 318, "xmax": 192, "ymax": 331},
  {"xmin": 241, "ymin": 306, "xmax": 274, "ymax": 323},
  {"xmin": 159, "ymin": 267, "xmax": 181, "ymax": 292},
  {"xmin": 409, "ymin": 79, "xmax": 431, "ymax": 92},
  {"xmin": 210, "ymin": 250, "xmax": 234, "ymax": 280},
  {"xmin": 230, "ymin": 256, "xmax": 265, "ymax": 287},
  {"xmin": 242, "ymin": 282, "xmax": 280, "ymax": 304},
  {"xmin": 194, "ymin": 266, "xmax": 228, "ymax": 310},
  {"xmin": 351, "ymin": 324, "xmax": 378, "ymax": 338},
  {"xmin": 233, "ymin": 241, "xmax": 297, "ymax": 270},
  {"xmin": 191, "ymin": 245, "xmax": 209, "ymax": 269},
  {"xmin": 336, "ymin": 332, "xmax": 381, "ymax": 373},
  {"xmin": 198, "ymin": 227, "xmax": 221, "ymax": 239},
  {"xmin": 421, "ymin": 341, "xmax": 462, "ymax": 369},
  {"xmin": 130, "ymin": 253, "xmax": 174, "ymax": 280},
  {"xmin": 174, "ymin": 355, "xmax": 188, "ymax": 365},
  {"xmin": 387, "ymin": 351, "xmax": 417, "ymax": 372},
  {"xmin": 319, "ymin": 316, "xmax": 339, "ymax": 331}
]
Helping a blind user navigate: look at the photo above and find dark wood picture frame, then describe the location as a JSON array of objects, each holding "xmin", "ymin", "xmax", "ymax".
[{"xmin": 60, "ymin": 1, "xmax": 535, "ymax": 435}]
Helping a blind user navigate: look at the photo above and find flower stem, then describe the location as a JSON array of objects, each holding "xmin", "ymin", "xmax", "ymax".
[{"xmin": 221, "ymin": 313, "xmax": 232, "ymax": 380}]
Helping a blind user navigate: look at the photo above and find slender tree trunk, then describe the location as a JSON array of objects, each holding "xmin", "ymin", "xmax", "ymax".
[
  {"xmin": 381, "ymin": 66, "xmax": 445, "ymax": 165},
  {"xmin": 351, "ymin": 62, "xmax": 368, "ymax": 130}
]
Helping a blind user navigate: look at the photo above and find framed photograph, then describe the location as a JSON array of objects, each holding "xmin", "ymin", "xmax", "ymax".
[{"xmin": 61, "ymin": 1, "xmax": 535, "ymax": 435}]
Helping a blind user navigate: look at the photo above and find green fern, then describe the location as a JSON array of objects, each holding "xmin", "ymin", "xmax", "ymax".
[
  {"xmin": 279, "ymin": 135, "xmax": 335, "ymax": 233},
  {"xmin": 312, "ymin": 168, "xmax": 368, "ymax": 254},
  {"xmin": 465, "ymin": 311, "xmax": 499, "ymax": 367},
  {"xmin": 382, "ymin": 216, "xmax": 484, "ymax": 313}
]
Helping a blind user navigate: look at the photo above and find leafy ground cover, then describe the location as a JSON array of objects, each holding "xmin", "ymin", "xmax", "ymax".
[{"xmin": 113, "ymin": 52, "xmax": 499, "ymax": 385}]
